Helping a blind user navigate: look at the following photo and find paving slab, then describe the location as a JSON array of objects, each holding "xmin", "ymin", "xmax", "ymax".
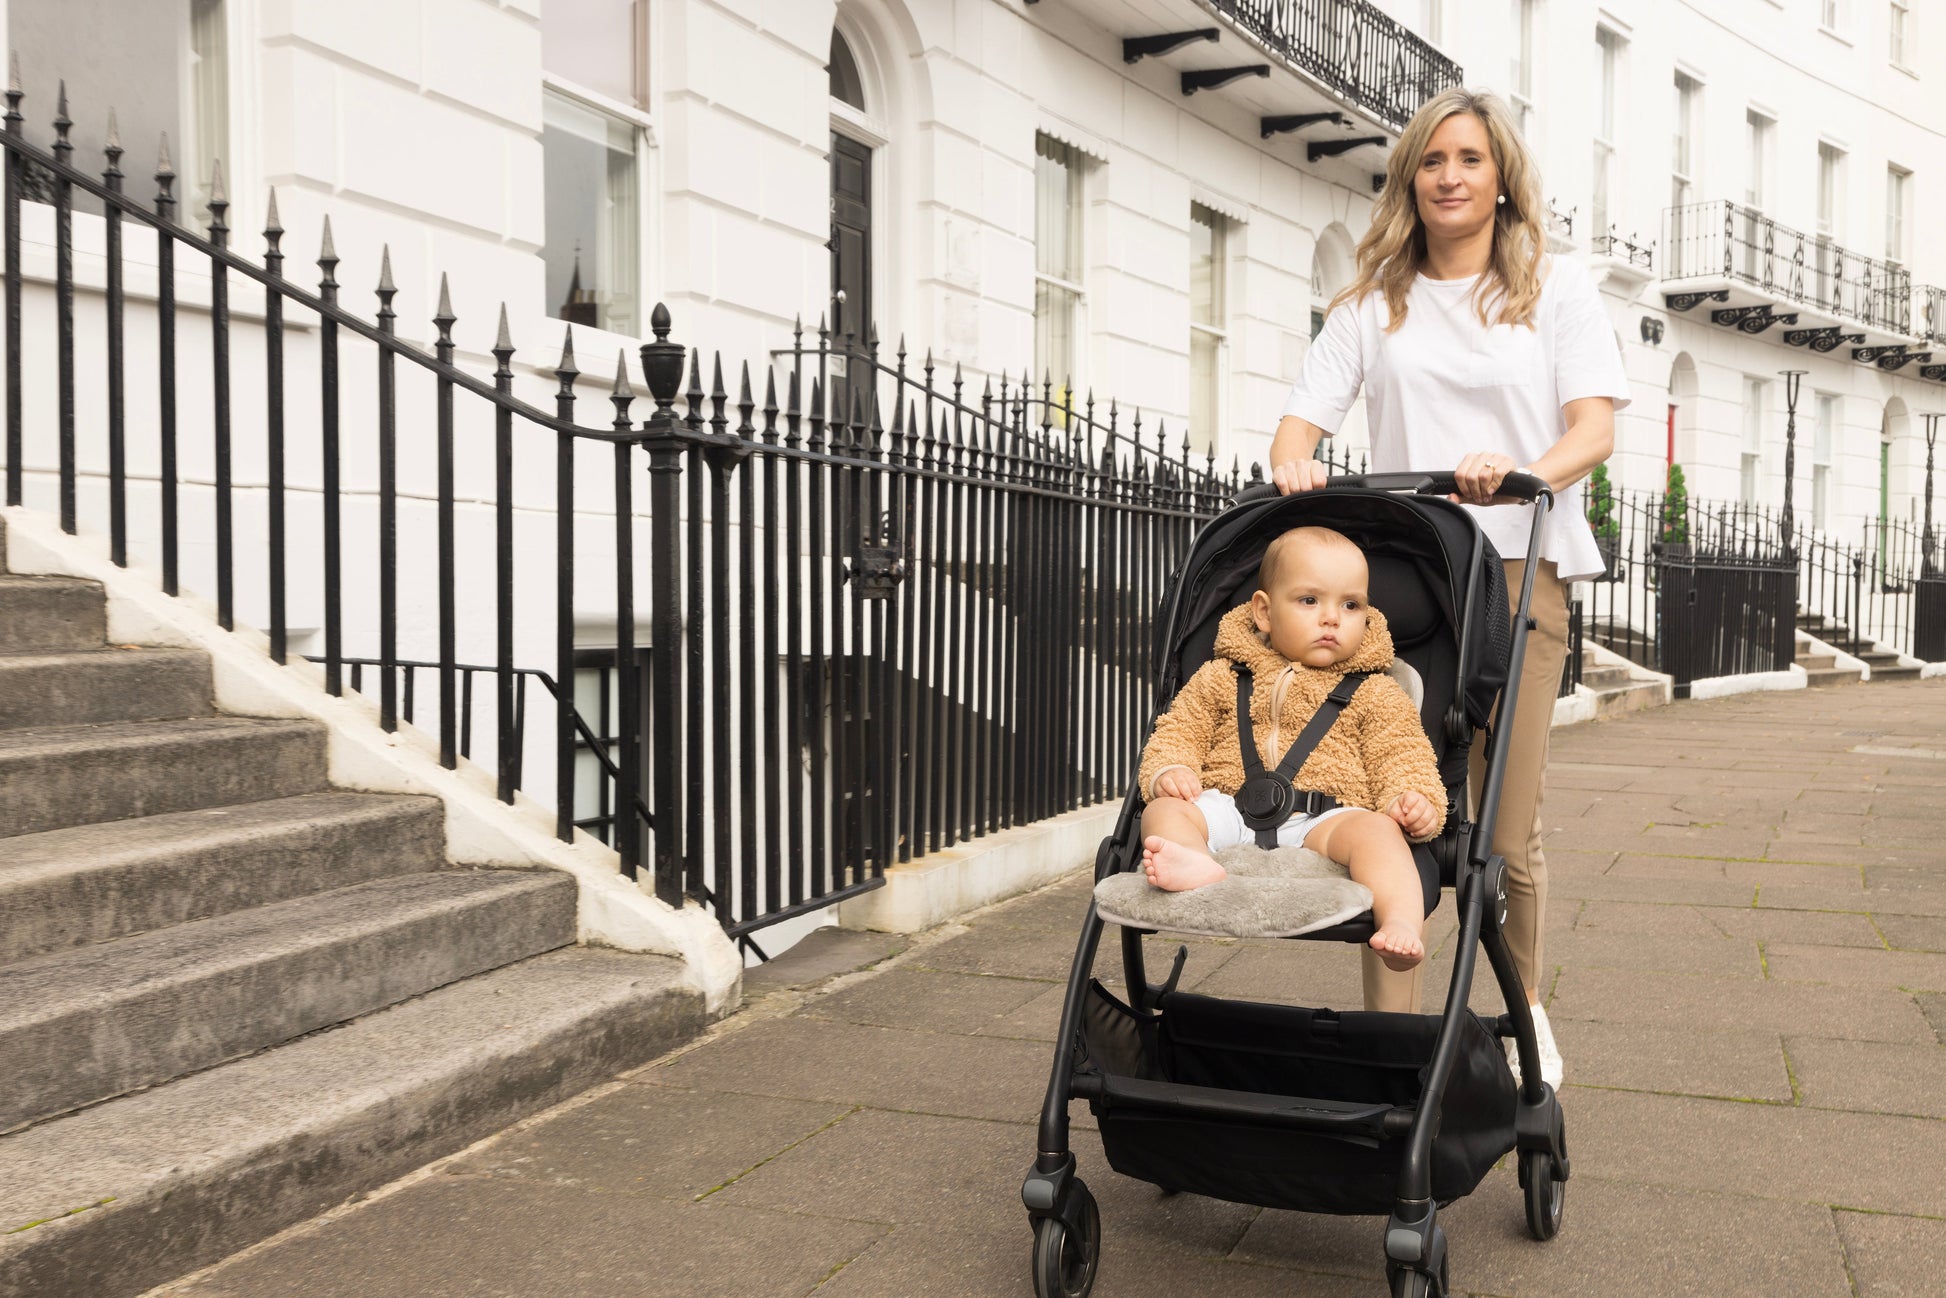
[
  {"xmin": 798, "ymin": 968, "xmax": 1059, "ymax": 1036},
  {"xmin": 1874, "ymin": 913, "xmax": 1946, "ymax": 951},
  {"xmin": 1547, "ymin": 967, "xmax": 1937, "ymax": 1043},
  {"xmin": 1784, "ymin": 1037, "xmax": 1946, "ymax": 1119},
  {"xmin": 1559, "ymin": 1019, "xmax": 1792, "ymax": 1102},
  {"xmin": 1764, "ymin": 943, "xmax": 1946, "ymax": 991},
  {"xmin": 1704, "ymin": 906, "xmax": 1885, "ymax": 949},
  {"xmin": 1833, "ymin": 1208, "xmax": 1946, "ymax": 1297}
]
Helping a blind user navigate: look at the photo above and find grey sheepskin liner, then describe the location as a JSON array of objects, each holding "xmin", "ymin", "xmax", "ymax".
[{"xmin": 1093, "ymin": 843, "xmax": 1373, "ymax": 939}]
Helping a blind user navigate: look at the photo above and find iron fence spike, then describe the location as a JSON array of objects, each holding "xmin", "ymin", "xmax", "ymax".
[
  {"xmin": 156, "ymin": 130, "xmax": 174, "ymax": 177},
  {"xmin": 317, "ymin": 213, "xmax": 337, "ymax": 264},
  {"xmin": 376, "ymin": 242, "xmax": 395, "ymax": 295},
  {"xmin": 105, "ymin": 107, "xmax": 120, "ymax": 152},
  {"xmin": 208, "ymin": 156, "xmax": 226, "ymax": 205},
  {"xmin": 650, "ymin": 300, "xmax": 672, "ymax": 339},
  {"xmin": 8, "ymin": 51, "xmax": 19, "ymax": 96},
  {"xmin": 611, "ymin": 349, "xmax": 634, "ymax": 400},
  {"xmin": 493, "ymin": 302, "xmax": 513, "ymax": 355},
  {"xmin": 434, "ymin": 271, "xmax": 454, "ymax": 326},
  {"xmin": 263, "ymin": 185, "xmax": 282, "ymax": 236},
  {"xmin": 555, "ymin": 324, "xmax": 577, "ymax": 376}
]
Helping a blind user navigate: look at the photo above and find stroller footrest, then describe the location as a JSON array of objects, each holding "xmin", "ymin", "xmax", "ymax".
[{"xmin": 1074, "ymin": 1072, "xmax": 1411, "ymax": 1139}]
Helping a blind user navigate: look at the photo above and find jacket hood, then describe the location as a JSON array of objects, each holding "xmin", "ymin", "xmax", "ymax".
[{"xmin": 1211, "ymin": 600, "xmax": 1397, "ymax": 677}]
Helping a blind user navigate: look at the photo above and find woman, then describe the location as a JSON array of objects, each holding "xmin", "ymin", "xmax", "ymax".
[{"xmin": 1269, "ymin": 87, "xmax": 1628, "ymax": 1087}]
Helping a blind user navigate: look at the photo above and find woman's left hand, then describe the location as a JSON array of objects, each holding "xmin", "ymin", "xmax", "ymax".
[{"xmin": 1451, "ymin": 450, "xmax": 1520, "ymax": 506}]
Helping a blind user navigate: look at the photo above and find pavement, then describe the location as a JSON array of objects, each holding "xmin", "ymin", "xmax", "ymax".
[{"xmin": 156, "ymin": 681, "xmax": 1946, "ymax": 1298}]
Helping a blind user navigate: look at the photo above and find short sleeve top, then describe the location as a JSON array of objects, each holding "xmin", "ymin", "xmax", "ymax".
[{"xmin": 1280, "ymin": 255, "xmax": 1631, "ymax": 583}]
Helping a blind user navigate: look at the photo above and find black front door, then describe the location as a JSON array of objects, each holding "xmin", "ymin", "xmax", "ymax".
[{"xmin": 829, "ymin": 132, "xmax": 873, "ymax": 419}]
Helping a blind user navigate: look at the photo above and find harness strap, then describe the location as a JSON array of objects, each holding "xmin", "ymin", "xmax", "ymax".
[{"xmin": 1233, "ymin": 667, "xmax": 1372, "ymax": 849}]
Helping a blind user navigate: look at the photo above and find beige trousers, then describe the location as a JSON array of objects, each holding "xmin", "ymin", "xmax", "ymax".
[{"xmin": 1362, "ymin": 559, "xmax": 1569, "ymax": 1013}]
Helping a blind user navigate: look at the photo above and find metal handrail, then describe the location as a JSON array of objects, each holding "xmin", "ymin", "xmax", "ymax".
[
  {"xmin": 1661, "ymin": 198, "xmax": 1913, "ymax": 335},
  {"xmin": 1205, "ymin": 0, "xmax": 1463, "ymax": 132}
]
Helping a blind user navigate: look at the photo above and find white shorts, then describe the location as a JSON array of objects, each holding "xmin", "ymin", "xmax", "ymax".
[{"xmin": 1194, "ymin": 790, "xmax": 1356, "ymax": 853}]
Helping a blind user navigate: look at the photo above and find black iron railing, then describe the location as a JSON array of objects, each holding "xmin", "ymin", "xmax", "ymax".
[
  {"xmin": 1919, "ymin": 285, "xmax": 1946, "ymax": 343},
  {"xmin": 1662, "ymin": 199, "xmax": 1912, "ymax": 336},
  {"xmin": 1558, "ymin": 599, "xmax": 1584, "ymax": 699},
  {"xmin": 0, "ymin": 81, "xmax": 1231, "ymax": 948},
  {"xmin": 1592, "ymin": 229, "xmax": 1653, "ymax": 272},
  {"xmin": 1207, "ymin": 0, "xmax": 1463, "ymax": 132}
]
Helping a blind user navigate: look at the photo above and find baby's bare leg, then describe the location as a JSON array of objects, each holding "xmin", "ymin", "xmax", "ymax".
[
  {"xmin": 1304, "ymin": 810, "xmax": 1424, "ymax": 971},
  {"xmin": 1139, "ymin": 797, "xmax": 1226, "ymax": 891}
]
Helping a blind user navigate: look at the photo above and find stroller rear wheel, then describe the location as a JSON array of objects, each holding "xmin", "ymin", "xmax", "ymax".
[
  {"xmin": 1520, "ymin": 1149, "xmax": 1566, "ymax": 1240},
  {"xmin": 1031, "ymin": 1179, "xmax": 1100, "ymax": 1298}
]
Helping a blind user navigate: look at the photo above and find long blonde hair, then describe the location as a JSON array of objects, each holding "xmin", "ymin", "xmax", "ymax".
[{"xmin": 1331, "ymin": 87, "xmax": 1547, "ymax": 332}]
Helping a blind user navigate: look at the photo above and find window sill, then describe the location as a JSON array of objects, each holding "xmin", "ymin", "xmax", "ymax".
[
  {"xmin": 1891, "ymin": 61, "xmax": 1920, "ymax": 80},
  {"xmin": 1817, "ymin": 25, "xmax": 1854, "ymax": 47}
]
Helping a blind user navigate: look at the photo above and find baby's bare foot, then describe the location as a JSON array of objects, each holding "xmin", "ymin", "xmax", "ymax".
[
  {"xmin": 1369, "ymin": 921, "xmax": 1425, "ymax": 972},
  {"xmin": 1141, "ymin": 836, "xmax": 1227, "ymax": 892}
]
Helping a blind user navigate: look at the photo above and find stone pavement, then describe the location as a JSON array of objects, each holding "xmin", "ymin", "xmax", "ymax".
[{"xmin": 158, "ymin": 682, "xmax": 1946, "ymax": 1298}]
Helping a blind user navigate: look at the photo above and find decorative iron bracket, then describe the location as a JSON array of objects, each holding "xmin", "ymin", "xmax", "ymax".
[
  {"xmin": 1665, "ymin": 290, "xmax": 1730, "ymax": 312},
  {"xmin": 844, "ymin": 515, "xmax": 905, "ymax": 600},
  {"xmin": 1922, "ymin": 365, "xmax": 1946, "ymax": 382},
  {"xmin": 1181, "ymin": 65, "xmax": 1269, "ymax": 95},
  {"xmin": 1308, "ymin": 135, "xmax": 1387, "ymax": 162},
  {"xmin": 1853, "ymin": 345, "xmax": 1921, "ymax": 364},
  {"xmin": 1874, "ymin": 350, "xmax": 1931, "ymax": 371},
  {"xmin": 1260, "ymin": 111, "xmax": 1348, "ymax": 138},
  {"xmin": 1124, "ymin": 29, "xmax": 1218, "ymax": 63},
  {"xmin": 1711, "ymin": 304, "xmax": 1771, "ymax": 328}
]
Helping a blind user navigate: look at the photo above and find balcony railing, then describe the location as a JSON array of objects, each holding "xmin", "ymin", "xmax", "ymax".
[
  {"xmin": 1208, "ymin": 0, "xmax": 1463, "ymax": 133},
  {"xmin": 1662, "ymin": 200, "xmax": 1912, "ymax": 336},
  {"xmin": 1920, "ymin": 284, "xmax": 1946, "ymax": 343},
  {"xmin": 1592, "ymin": 229, "xmax": 1654, "ymax": 273}
]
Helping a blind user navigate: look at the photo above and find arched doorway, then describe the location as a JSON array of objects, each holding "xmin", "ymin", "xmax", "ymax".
[
  {"xmin": 1309, "ymin": 224, "xmax": 1356, "ymax": 339},
  {"xmin": 828, "ymin": 29, "xmax": 873, "ymax": 352}
]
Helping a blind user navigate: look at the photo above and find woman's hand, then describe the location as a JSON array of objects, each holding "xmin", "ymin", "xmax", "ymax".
[
  {"xmin": 1152, "ymin": 768, "xmax": 1203, "ymax": 802},
  {"xmin": 1386, "ymin": 791, "xmax": 1439, "ymax": 839},
  {"xmin": 1450, "ymin": 450, "xmax": 1521, "ymax": 506},
  {"xmin": 1271, "ymin": 458, "xmax": 1332, "ymax": 495}
]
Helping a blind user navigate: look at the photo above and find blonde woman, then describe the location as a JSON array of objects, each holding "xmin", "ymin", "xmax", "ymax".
[{"xmin": 1269, "ymin": 87, "xmax": 1627, "ymax": 1087}]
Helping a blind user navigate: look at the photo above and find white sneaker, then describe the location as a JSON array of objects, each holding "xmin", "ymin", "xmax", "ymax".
[{"xmin": 1505, "ymin": 1003, "xmax": 1565, "ymax": 1089}]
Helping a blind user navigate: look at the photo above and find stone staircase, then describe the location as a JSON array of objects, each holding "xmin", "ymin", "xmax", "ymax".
[
  {"xmin": 0, "ymin": 518, "xmax": 705, "ymax": 1298},
  {"xmin": 1795, "ymin": 611, "xmax": 1921, "ymax": 683},
  {"xmin": 1572, "ymin": 646, "xmax": 1666, "ymax": 718}
]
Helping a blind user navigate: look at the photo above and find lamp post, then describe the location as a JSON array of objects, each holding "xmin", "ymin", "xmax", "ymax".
[
  {"xmin": 1923, "ymin": 413, "xmax": 1941, "ymax": 576},
  {"xmin": 1779, "ymin": 369, "xmax": 1808, "ymax": 554}
]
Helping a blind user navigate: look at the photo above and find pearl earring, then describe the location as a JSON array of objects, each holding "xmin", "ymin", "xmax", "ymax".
[{"xmin": 1496, "ymin": 194, "xmax": 1507, "ymax": 205}]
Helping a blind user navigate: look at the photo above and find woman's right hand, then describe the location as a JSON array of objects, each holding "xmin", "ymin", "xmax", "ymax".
[{"xmin": 1270, "ymin": 458, "xmax": 1332, "ymax": 495}]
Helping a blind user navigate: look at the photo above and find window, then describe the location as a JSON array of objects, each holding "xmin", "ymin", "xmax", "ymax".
[
  {"xmin": 185, "ymin": 0, "xmax": 228, "ymax": 227},
  {"xmin": 1816, "ymin": 142, "xmax": 1844, "ymax": 303},
  {"xmin": 1592, "ymin": 29, "xmax": 1620, "ymax": 238},
  {"xmin": 1672, "ymin": 73, "xmax": 1699, "ymax": 209},
  {"xmin": 1420, "ymin": 0, "xmax": 1443, "ymax": 43},
  {"xmin": 1509, "ymin": 0, "xmax": 1535, "ymax": 133},
  {"xmin": 1310, "ymin": 256, "xmax": 1327, "ymax": 340},
  {"xmin": 1886, "ymin": 165, "xmax": 1910, "ymax": 265},
  {"xmin": 1813, "ymin": 393, "xmax": 1836, "ymax": 531},
  {"xmin": 1189, "ymin": 204, "xmax": 1228, "ymax": 456},
  {"xmin": 1741, "ymin": 377, "xmax": 1766, "ymax": 504},
  {"xmin": 541, "ymin": 0, "xmax": 646, "ymax": 336},
  {"xmin": 1034, "ymin": 134, "xmax": 1086, "ymax": 398},
  {"xmin": 1891, "ymin": 0, "xmax": 1911, "ymax": 64},
  {"xmin": 542, "ymin": 90, "xmax": 642, "ymax": 335},
  {"xmin": 830, "ymin": 30, "xmax": 866, "ymax": 110},
  {"xmin": 1740, "ymin": 110, "xmax": 1773, "ymax": 280}
]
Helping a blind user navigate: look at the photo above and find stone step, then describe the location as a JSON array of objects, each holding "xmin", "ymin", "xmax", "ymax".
[
  {"xmin": 0, "ymin": 575, "xmax": 106, "ymax": 653},
  {"xmin": 0, "ymin": 646, "xmax": 212, "ymax": 730},
  {"xmin": 1587, "ymin": 676, "xmax": 1667, "ymax": 719},
  {"xmin": 0, "ymin": 947, "xmax": 704, "ymax": 1298},
  {"xmin": 0, "ymin": 717, "xmax": 327, "ymax": 838},
  {"xmin": 1795, "ymin": 652, "xmax": 1837, "ymax": 671},
  {"xmin": 1865, "ymin": 663, "xmax": 1924, "ymax": 682},
  {"xmin": 1803, "ymin": 665, "xmax": 1864, "ymax": 688},
  {"xmin": 0, "ymin": 868, "xmax": 577, "ymax": 1132},
  {"xmin": 1579, "ymin": 664, "xmax": 1634, "ymax": 690},
  {"xmin": 0, "ymin": 792, "xmax": 448, "ymax": 965}
]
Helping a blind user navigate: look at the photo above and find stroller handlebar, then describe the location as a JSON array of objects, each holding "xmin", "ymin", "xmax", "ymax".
[{"xmin": 1234, "ymin": 471, "xmax": 1553, "ymax": 507}]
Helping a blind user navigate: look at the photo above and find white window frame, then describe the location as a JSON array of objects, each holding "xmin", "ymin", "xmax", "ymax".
[
  {"xmin": 1741, "ymin": 376, "xmax": 1766, "ymax": 504},
  {"xmin": 540, "ymin": 75, "xmax": 653, "ymax": 340},
  {"xmin": 1744, "ymin": 108, "xmax": 1774, "ymax": 213},
  {"xmin": 1813, "ymin": 392, "xmax": 1837, "ymax": 532},
  {"xmin": 1817, "ymin": 140, "xmax": 1846, "ymax": 239},
  {"xmin": 1886, "ymin": 164, "xmax": 1910, "ymax": 266},
  {"xmin": 1509, "ymin": 0, "xmax": 1536, "ymax": 134},
  {"xmin": 1593, "ymin": 27, "xmax": 1622, "ymax": 239},
  {"xmin": 1033, "ymin": 132, "xmax": 1089, "ymax": 409},
  {"xmin": 1890, "ymin": 0, "xmax": 1912, "ymax": 67},
  {"xmin": 1821, "ymin": 0, "xmax": 1848, "ymax": 37},
  {"xmin": 1188, "ymin": 203, "xmax": 1229, "ymax": 458},
  {"xmin": 1672, "ymin": 72, "xmax": 1700, "ymax": 210},
  {"xmin": 1421, "ymin": 0, "xmax": 1443, "ymax": 44}
]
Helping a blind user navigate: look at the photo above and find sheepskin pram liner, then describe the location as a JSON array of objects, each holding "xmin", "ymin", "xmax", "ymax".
[{"xmin": 1078, "ymin": 980, "xmax": 1517, "ymax": 1217}]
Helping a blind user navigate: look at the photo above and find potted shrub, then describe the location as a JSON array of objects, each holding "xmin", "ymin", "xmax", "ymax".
[
  {"xmin": 1659, "ymin": 463, "xmax": 1691, "ymax": 557},
  {"xmin": 1586, "ymin": 462, "xmax": 1622, "ymax": 579}
]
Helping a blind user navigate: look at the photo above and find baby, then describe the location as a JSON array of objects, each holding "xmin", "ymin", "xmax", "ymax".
[{"xmin": 1137, "ymin": 526, "xmax": 1448, "ymax": 971}]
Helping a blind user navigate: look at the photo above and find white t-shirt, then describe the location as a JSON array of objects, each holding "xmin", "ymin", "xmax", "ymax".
[{"xmin": 1280, "ymin": 255, "xmax": 1631, "ymax": 583}]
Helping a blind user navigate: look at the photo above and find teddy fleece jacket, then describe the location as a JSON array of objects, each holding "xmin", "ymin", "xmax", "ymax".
[{"xmin": 1138, "ymin": 602, "xmax": 1449, "ymax": 841}]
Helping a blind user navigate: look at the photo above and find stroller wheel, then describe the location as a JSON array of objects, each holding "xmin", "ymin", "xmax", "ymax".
[
  {"xmin": 1387, "ymin": 1254, "xmax": 1449, "ymax": 1298},
  {"xmin": 1031, "ymin": 1179, "xmax": 1100, "ymax": 1298},
  {"xmin": 1520, "ymin": 1149, "xmax": 1566, "ymax": 1240}
]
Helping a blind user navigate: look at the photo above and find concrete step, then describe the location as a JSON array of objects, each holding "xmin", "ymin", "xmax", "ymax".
[
  {"xmin": 1587, "ymin": 676, "xmax": 1668, "ymax": 719},
  {"xmin": 0, "ymin": 575, "xmax": 106, "ymax": 653},
  {"xmin": 1579, "ymin": 664, "xmax": 1634, "ymax": 690},
  {"xmin": 1795, "ymin": 652, "xmax": 1837, "ymax": 671},
  {"xmin": 0, "ymin": 717, "xmax": 327, "ymax": 838},
  {"xmin": 0, "ymin": 646, "xmax": 212, "ymax": 730},
  {"xmin": 0, "ymin": 947, "xmax": 705, "ymax": 1298},
  {"xmin": 1865, "ymin": 662, "xmax": 1923, "ymax": 682},
  {"xmin": 0, "ymin": 868, "xmax": 577, "ymax": 1132},
  {"xmin": 0, "ymin": 792, "xmax": 448, "ymax": 965},
  {"xmin": 1804, "ymin": 665, "xmax": 1865, "ymax": 688}
]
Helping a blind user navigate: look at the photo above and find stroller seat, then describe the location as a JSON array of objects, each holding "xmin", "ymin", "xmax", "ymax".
[{"xmin": 1091, "ymin": 660, "xmax": 1427, "ymax": 940}]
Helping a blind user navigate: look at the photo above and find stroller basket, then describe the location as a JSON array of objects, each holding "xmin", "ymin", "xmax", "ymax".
[{"xmin": 1078, "ymin": 981, "xmax": 1516, "ymax": 1217}]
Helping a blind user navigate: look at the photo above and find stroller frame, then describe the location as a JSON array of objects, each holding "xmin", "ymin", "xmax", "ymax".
[{"xmin": 1022, "ymin": 473, "xmax": 1570, "ymax": 1298}]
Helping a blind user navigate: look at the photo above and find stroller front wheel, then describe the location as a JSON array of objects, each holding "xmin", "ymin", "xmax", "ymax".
[
  {"xmin": 1030, "ymin": 1180, "xmax": 1100, "ymax": 1298},
  {"xmin": 1387, "ymin": 1253, "xmax": 1449, "ymax": 1297},
  {"xmin": 1520, "ymin": 1149, "xmax": 1566, "ymax": 1240}
]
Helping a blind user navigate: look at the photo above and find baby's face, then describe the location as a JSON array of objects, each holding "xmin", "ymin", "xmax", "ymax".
[{"xmin": 1251, "ymin": 542, "xmax": 1370, "ymax": 668}]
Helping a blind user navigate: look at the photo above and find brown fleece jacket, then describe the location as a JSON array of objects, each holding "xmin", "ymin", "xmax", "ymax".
[{"xmin": 1138, "ymin": 603, "xmax": 1449, "ymax": 841}]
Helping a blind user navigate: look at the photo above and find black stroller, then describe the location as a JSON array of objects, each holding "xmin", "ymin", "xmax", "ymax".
[{"xmin": 1021, "ymin": 472, "xmax": 1570, "ymax": 1298}]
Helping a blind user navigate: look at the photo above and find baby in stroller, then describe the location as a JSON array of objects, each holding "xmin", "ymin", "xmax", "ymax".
[{"xmin": 1137, "ymin": 525, "xmax": 1447, "ymax": 971}]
